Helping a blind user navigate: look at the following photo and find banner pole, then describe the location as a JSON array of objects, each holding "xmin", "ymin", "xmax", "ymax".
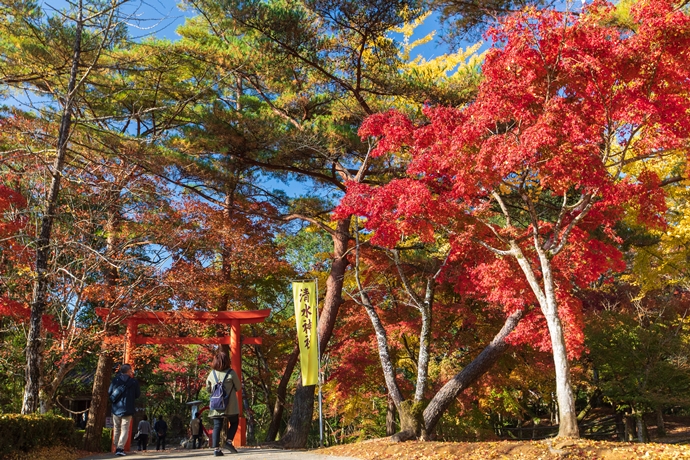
[{"xmin": 316, "ymin": 277, "xmax": 324, "ymax": 448}]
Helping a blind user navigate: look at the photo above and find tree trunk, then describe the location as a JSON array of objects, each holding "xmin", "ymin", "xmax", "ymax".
[
  {"xmin": 636, "ymin": 414, "xmax": 650, "ymax": 443},
  {"xmin": 543, "ymin": 309, "xmax": 579, "ymax": 438},
  {"xmin": 538, "ymin": 252, "xmax": 579, "ymax": 439},
  {"xmin": 386, "ymin": 395, "xmax": 397, "ymax": 436},
  {"xmin": 84, "ymin": 182, "xmax": 121, "ymax": 450},
  {"xmin": 615, "ymin": 412, "xmax": 626, "ymax": 441},
  {"xmin": 360, "ymin": 301, "xmax": 403, "ymax": 405},
  {"xmin": 40, "ymin": 360, "xmax": 79, "ymax": 413},
  {"xmin": 655, "ymin": 408, "xmax": 666, "ymax": 437},
  {"xmin": 423, "ymin": 309, "xmax": 523, "ymax": 437},
  {"xmin": 513, "ymin": 242, "xmax": 578, "ymax": 439},
  {"xmin": 280, "ymin": 380, "xmax": 316, "ymax": 448},
  {"xmin": 391, "ymin": 251, "xmax": 438, "ymax": 404},
  {"xmin": 280, "ymin": 218, "xmax": 351, "ymax": 448},
  {"xmin": 354, "ymin": 230, "xmax": 403, "ymax": 407},
  {"xmin": 83, "ymin": 333, "xmax": 115, "ymax": 451},
  {"xmin": 414, "ymin": 278, "xmax": 433, "ymax": 402},
  {"xmin": 624, "ymin": 414, "xmax": 636, "ymax": 442},
  {"xmin": 265, "ymin": 344, "xmax": 299, "ymax": 442},
  {"xmin": 22, "ymin": 2, "xmax": 84, "ymax": 415},
  {"xmin": 392, "ymin": 400, "xmax": 426, "ymax": 442},
  {"xmin": 218, "ymin": 193, "xmax": 235, "ymax": 358},
  {"xmin": 577, "ymin": 388, "xmax": 601, "ymax": 421},
  {"xmin": 243, "ymin": 388, "xmax": 255, "ymax": 445}
]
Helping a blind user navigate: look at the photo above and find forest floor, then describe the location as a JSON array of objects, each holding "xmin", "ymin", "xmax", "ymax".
[
  {"xmin": 14, "ymin": 417, "xmax": 690, "ymax": 459},
  {"xmin": 321, "ymin": 438, "xmax": 690, "ymax": 459},
  {"xmin": 13, "ymin": 438, "xmax": 690, "ymax": 460},
  {"xmin": 320, "ymin": 415, "xmax": 690, "ymax": 459}
]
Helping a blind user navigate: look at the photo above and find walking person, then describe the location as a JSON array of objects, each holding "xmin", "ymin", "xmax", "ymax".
[
  {"xmin": 206, "ymin": 351, "xmax": 241, "ymax": 456},
  {"xmin": 190, "ymin": 413, "xmax": 205, "ymax": 449},
  {"xmin": 136, "ymin": 415, "xmax": 151, "ymax": 451},
  {"xmin": 108, "ymin": 364, "xmax": 141, "ymax": 457},
  {"xmin": 154, "ymin": 415, "xmax": 168, "ymax": 451}
]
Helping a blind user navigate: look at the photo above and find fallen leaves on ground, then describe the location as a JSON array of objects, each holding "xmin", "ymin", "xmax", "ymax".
[
  {"xmin": 320, "ymin": 438, "xmax": 690, "ymax": 459},
  {"xmin": 5, "ymin": 446, "xmax": 87, "ymax": 460}
]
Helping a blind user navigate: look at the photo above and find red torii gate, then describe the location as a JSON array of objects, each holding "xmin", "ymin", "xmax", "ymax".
[{"xmin": 96, "ymin": 308, "xmax": 270, "ymax": 450}]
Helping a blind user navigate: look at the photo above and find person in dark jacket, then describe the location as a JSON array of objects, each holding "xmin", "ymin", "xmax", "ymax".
[
  {"xmin": 154, "ymin": 415, "xmax": 168, "ymax": 451},
  {"xmin": 108, "ymin": 364, "xmax": 141, "ymax": 456}
]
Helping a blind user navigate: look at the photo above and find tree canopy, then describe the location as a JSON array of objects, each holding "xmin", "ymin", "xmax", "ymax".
[{"xmin": 0, "ymin": 0, "xmax": 689, "ymax": 450}]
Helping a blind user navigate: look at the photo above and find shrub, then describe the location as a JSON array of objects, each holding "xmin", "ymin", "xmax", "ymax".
[
  {"xmin": 101, "ymin": 428, "xmax": 113, "ymax": 452},
  {"xmin": 0, "ymin": 413, "xmax": 78, "ymax": 457}
]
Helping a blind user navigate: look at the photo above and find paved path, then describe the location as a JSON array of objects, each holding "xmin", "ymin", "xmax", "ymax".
[{"xmin": 80, "ymin": 447, "xmax": 360, "ymax": 460}]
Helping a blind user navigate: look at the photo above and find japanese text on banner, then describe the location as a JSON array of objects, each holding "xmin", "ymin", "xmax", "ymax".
[{"xmin": 293, "ymin": 281, "xmax": 319, "ymax": 386}]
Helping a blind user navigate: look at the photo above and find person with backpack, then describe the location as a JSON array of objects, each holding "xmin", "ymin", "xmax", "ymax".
[
  {"xmin": 206, "ymin": 351, "xmax": 241, "ymax": 456},
  {"xmin": 153, "ymin": 415, "xmax": 168, "ymax": 451},
  {"xmin": 108, "ymin": 364, "xmax": 141, "ymax": 457}
]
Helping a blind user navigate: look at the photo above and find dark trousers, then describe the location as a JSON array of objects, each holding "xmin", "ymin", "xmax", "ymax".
[
  {"xmin": 192, "ymin": 434, "xmax": 202, "ymax": 449},
  {"xmin": 212, "ymin": 414, "xmax": 239, "ymax": 448},
  {"xmin": 137, "ymin": 434, "xmax": 148, "ymax": 451},
  {"xmin": 156, "ymin": 433, "xmax": 166, "ymax": 450}
]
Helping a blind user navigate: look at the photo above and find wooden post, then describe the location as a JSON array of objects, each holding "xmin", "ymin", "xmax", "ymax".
[{"xmin": 230, "ymin": 320, "xmax": 245, "ymax": 446}]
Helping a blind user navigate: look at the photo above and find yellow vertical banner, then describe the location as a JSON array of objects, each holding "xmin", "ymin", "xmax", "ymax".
[{"xmin": 293, "ymin": 281, "xmax": 319, "ymax": 386}]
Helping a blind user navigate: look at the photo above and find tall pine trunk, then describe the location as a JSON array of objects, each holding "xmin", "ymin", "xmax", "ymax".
[
  {"xmin": 83, "ymin": 186, "xmax": 121, "ymax": 450},
  {"xmin": 22, "ymin": 3, "xmax": 84, "ymax": 413},
  {"xmin": 83, "ymin": 331, "xmax": 115, "ymax": 451},
  {"xmin": 279, "ymin": 217, "xmax": 351, "ymax": 448}
]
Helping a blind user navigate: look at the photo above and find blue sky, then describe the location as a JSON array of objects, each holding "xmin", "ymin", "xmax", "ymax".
[{"xmin": 38, "ymin": 0, "xmax": 189, "ymax": 40}]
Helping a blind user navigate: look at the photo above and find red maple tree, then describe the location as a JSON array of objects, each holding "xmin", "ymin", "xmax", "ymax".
[{"xmin": 335, "ymin": 0, "xmax": 690, "ymax": 438}]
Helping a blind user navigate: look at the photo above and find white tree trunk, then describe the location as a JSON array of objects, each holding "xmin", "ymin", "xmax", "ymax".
[
  {"xmin": 539, "ymin": 252, "xmax": 579, "ymax": 438},
  {"xmin": 511, "ymin": 242, "xmax": 579, "ymax": 438},
  {"xmin": 363, "ymin": 302, "xmax": 404, "ymax": 406},
  {"xmin": 543, "ymin": 304, "xmax": 579, "ymax": 437},
  {"xmin": 414, "ymin": 278, "xmax": 433, "ymax": 402}
]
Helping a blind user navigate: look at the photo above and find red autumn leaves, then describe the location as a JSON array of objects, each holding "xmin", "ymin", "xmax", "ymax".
[{"xmin": 335, "ymin": 0, "xmax": 690, "ymax": 356}]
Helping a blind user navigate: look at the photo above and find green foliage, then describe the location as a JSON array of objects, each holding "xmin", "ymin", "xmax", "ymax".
[
  {"xmin": 435, "ymin": 405, "xmax": 495, "ymax": 441},
  {"xmin": 276, "ymin": 225, "xmax": 333, "ymax": 274},
  {"xmin": 329, "ymin": 393, "xmax": 390, "ymax": 445},
  {"xmin": 0, "ymin": 326, "xmax": 25, "ymax": 413},
  {"xmin": 0, "ymin": 414, "xmax": 78, "ymax": 457},
  {"xmin": 586, "ymin": 299, "xmax": 690, "ymax": 412}
]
